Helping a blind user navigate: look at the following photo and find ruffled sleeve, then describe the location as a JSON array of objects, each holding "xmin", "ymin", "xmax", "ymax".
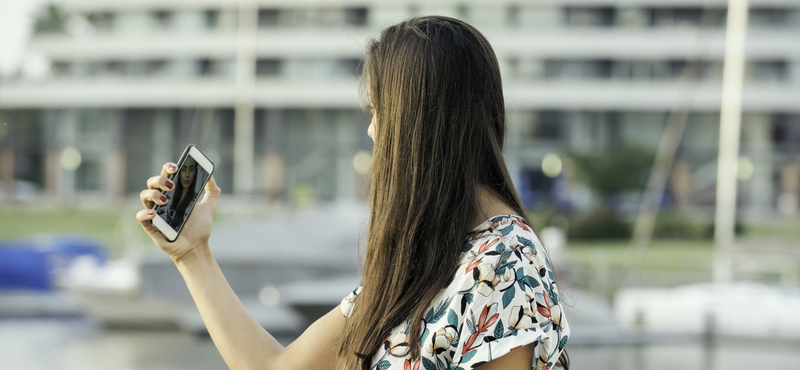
[{"xmin": 451, "ymin": 234, "xmax": 569, "ymax": 370}]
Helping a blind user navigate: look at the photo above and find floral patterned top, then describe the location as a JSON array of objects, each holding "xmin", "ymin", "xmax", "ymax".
[{"xmin": 341, "ymin": 214, "xmax": 570, "ymax": 370}]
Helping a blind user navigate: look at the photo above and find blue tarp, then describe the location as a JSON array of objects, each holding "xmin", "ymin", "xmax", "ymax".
[
  {"xmin": 0, "ymin": 249, "xmax": 52, "ymax": 291},
  {"xmin": 0, "ymin": 235, "xmax": 107, "ymax": 291}
]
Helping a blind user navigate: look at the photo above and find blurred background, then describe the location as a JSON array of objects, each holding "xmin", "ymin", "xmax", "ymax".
[{"xmin": 1, "ymin": 0, "xmax": 800, "ymax": 369}]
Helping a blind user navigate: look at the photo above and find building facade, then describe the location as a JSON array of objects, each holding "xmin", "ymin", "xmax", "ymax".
[{"xmin": 1, "ymin": 0, "xmax": 799, "ymax": 219}]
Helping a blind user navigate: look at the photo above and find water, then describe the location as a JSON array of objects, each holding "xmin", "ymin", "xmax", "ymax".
[{"xmin": 2, "ymin": 318, "xmax": 799, "ymax": 370}]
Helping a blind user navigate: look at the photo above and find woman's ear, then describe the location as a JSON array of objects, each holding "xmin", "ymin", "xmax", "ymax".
[{"xmin": 368, "ymin": 114, "xmax": 377, "ymax": 141}]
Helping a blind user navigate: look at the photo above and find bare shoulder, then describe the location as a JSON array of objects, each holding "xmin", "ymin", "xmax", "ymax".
[{"xmin": 271, "ymin": 305, "xmax": 347, "ymax": 370}]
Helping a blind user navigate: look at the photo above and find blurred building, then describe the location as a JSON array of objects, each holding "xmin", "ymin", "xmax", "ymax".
[{"xmin": 1, "ymin": 0, "xmax": 799, "ymax": 218}]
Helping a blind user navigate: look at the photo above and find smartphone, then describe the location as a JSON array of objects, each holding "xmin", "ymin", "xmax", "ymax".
[{"xmin": 151, "ymin": 144, "xmax": 215, "ymax": 242}]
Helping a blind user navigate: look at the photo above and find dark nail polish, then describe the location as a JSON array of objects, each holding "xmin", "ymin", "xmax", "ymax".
[
  {"xmin": 160, "ymin": 195, "xmax": 168, "ymax": 202},
  {"xmin": 166, "ymin": 181, "xmax": 174, "ymax": 189}
]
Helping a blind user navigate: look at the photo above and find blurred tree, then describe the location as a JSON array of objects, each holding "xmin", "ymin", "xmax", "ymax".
[
  {"xmin": 567, "ymin": 146, "xmax": 655, "ymax": 240},
  {"xmin": 33, "ymin": 4, "xmax": 69, "ymax": 35},
  {"xmin": 569, "ymin": 145, "xmax": 654, "ymax": 206}
]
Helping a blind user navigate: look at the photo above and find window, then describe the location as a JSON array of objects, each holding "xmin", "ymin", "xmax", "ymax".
[
  {"xmin": 344, "ymin": 7, "xmax": 368, "ymax": 26},
  {"xmin": 617, "ymin": 8, "xmax": 650, "ymax": 28},
  {"xmin": 204, "ymin": 9, "xmax": 220, "ymax": 28},
  {"xmin": 750, "ymin": 7, "xmax": 787, "ymax": 28},
  {"xmin": 564, "ymin": 7, "xmax": 616, "ymax": 27},
  {"xmin": 650, "ymin": 7, "xmax": 724, "ymax": 28},
  {"xmin": 457, "ymin": 5, "xmax": 470, "ymax": 21},
  {"xmin": 670, "ymin": 8, "xmax": 703, "ymax": 26},
  {"xmin": 252, "ymin": 6, "xmax": 371, "ymax": 27},
  {"xmin": 87, "ymin": 12, "xmax": 114, "ymax": 32},
  {"xmin": 667, "ymin": 60, "xmax": 687, "ymax": 78},
  {"xmin": 197, "ymin": 59, "xmax": 214, "ymax": 76},
  {"xmin": 507, "ymin": 5, "xmax": 521, "ymax": 27},
  {"xmin": 127, "ymin": 61, "xmax": 146, "ymax": 76},
  {"xmin": 258, "ymin": 8, "xmax": 280, "ymax": 27},
  {"xmin": 524, "ymin": 111, "xmax": 563, "ymax": 140},
  {"xmin": 51, "ymin": 61, "xmax": 71, "ymax": 77},
  {"xmin": 771, "ymin": 114, "xmax": 800, "ymax": 150},
  {"xmin": 106, "ymin": 60, "xmax": 125, "ymax": 75},
  {"xmin": 700, "ymin": 61, "xmax": 723, "ymax": 81},
  {"xmin": 86, "ymin": 61, "xmax": 103, "ymax": 76},
  {"xmin": 256, "ymin": 59, "xmax": 282, "ymax": 76},
  {"xmin": 332, "ymin": 59, "xmax": 361, "ymax": 77},
  {"xmin": 611, "ymin": 61, "xmax": 632, "ymax": 80},
  {"xmin": 750, "ymin": 60, "xmax": 788, "ymax": 82},
  {"xmin": 145, "ymin": 60, "xmax": 167, "ymax": 76},
  {"xmin": 153, "ymin": 10, "xmax": 173, "ymax": 28},
  {"xmin": 790, "ymin": 9, "xmax": 800, "ymax": 28},
  {"xmin": 545, "ymin": 59, "xmax": 613, "ymax": 80}
]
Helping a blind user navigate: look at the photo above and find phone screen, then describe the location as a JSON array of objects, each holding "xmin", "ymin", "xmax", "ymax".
[{"xmin": 155, "ymin": 155, "xmax": 210, "ymax": 231}]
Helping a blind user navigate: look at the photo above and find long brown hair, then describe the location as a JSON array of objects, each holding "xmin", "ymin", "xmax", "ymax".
[{"xmin": 337, "ymin": 16, "xmax": 569, "ymax": 370}]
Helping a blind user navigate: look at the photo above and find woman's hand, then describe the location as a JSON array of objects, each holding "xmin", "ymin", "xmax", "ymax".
[{"xmin": 136, "ymin": 162, "xmax": 222, "ymax": 263}]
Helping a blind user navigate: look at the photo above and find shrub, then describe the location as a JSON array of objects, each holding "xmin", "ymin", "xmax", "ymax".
[{"xmin": 567, "ymin": 208, "xmax": 631, "ymax": 240}]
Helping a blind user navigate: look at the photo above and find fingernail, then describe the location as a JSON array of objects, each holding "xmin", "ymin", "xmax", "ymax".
[
  {"xmin": 169, "ymin": 165, "xmax": 177, "ymax": 171},
  {"xmin": 160, "ymin": 195, "xmax": 168, "ymax": 202},
  {"xmin": 166, "ymin": 181, "xmax": 174, "ymax": 189},
  {"xmin": 147, "ymin": 210, "xmax": 155, "ymax": 215}
]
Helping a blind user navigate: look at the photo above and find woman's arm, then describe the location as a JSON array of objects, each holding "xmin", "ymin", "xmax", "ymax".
[
  {"xmin": 174, "ymin": 245, "xmax": 346, "ymax": 370},
  {"xmin": 137, "ymin": 163, "xmax": 344, "ymax": 370}
]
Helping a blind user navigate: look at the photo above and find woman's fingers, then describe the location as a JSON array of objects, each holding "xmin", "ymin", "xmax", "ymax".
[
  {"xmin": 198, "ymin": 175, "xmax": 221, "ymax": 212},
  {"xmin": 141, "ymin": 163, "xmax": 177, "ymax": 208},
  {"xmin": 136, "ymin": 209, "xmax": 164, "ymax": 241},
  {"xmin": 140, "ymin": 189, "xmax": 169, "ymax": 209},
  {"xmin": 205, "ymin": 175, "xmax": 221, "ymax": 197},
  {"xmin": 146, "ymin": 175, "xmax": 174, "ymax": 191},
  {"xmin": 161, "ymin": 162, "xmax": 178, "ymax": 178}
]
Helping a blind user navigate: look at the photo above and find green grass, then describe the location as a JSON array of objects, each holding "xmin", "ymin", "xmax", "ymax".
[
  {"xmin": 564, "ymin": 240, "xmax": 715, "ymax": 272},
  {"xmin": 744, "ymin": 221, "xmax": 800, "ymax": 240},
  {"xmin": 0, "ymin": 208, "xmax": 784, "ymax": 276},
  {"xmin": 0, "ymin": 208, "xmax": 128, "ymax": 249},
  {"xmin": 0, "ymin": 207, "xmax": 234, "ymax": 255}
]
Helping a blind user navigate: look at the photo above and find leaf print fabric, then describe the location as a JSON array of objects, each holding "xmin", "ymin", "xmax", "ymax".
[{"xmin": 341, "ymin": 215, "xmax": 569, "ymax": 370}]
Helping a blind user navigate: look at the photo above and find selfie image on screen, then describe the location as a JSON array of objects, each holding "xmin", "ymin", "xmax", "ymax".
[{"xmin": 156, "ymin": 156, "xmax": 210, "ymax": 231}]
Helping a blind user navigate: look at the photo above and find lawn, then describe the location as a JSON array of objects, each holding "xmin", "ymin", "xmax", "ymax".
[
  {"xmin": 0, "ymin": 207, "xmax": 716, "ymax": 269},
  {"xmin": 0, "ymin": 208, "xmax": 783, "ymax": 277},
  {"xmin": 0, "ymin": 208, "xmax": 130, "ymax": 252},
  {"xmin": 564, "ymin": 240, "xmax": 715, "ymax": 272},
  {"xmin": 0, "ymin": 206, "xmax": 236, "ymax": 255}
]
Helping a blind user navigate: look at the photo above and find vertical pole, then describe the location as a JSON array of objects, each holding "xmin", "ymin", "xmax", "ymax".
[
  {"xmin": 106, "ymin": 109, "xmax": 126, "ymax": 203},
  {"xmin": 44, "ymin": 110, "xmax": 62, "ymax": 203},
  {"xmin": 714, "ymin": 0, "xmax": 748, "ymax": 284},
  {"xmin": 151, "ymin": 109, "xmax": 174, "ymax": 171},
  {"xmin": 61, "ymin": 109, "xmax": 78, "ymax": 203},
  {"xmin": 234, "ymin": 0, "xmax": 257, "ymax": 196},
  {"xmin": 745, "ymin": 114, "xmax": 772, "ymax": 216},
  {"xmin": 0, "ymin": 118, "xmax": 14, "ymax": 202},
  {"xmin": 264, "ymin": 109, "xmax": 285, "ymax": 204}
]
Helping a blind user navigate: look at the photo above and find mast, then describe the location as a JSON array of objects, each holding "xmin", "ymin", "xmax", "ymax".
[
  {"xmin": 234, "ymin": 0, "xmax": 257, "ymax": 196},
  {"xmin": 713, "ymin": 0, "xmax": 749, "ymax": 284}
]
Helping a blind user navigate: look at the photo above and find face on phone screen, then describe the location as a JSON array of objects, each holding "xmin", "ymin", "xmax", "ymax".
[{"xmin": 155, "ymin": 156, "xmax": 210, "ymax": 231}]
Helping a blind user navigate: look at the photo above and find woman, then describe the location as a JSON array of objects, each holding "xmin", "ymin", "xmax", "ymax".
[
  {"xmin": 136, "ymin": 16, "xmax": 569, "ymax": 370},
  {"xmin": 162, "ymin": 156, "xmax": 198, "ymax": 229}
]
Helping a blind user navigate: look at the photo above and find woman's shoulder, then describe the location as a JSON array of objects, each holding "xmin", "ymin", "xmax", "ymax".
[
  {"xmin": 452, "ymin": 214, "xmax": 555, "ymax": 303},
  {"xmin": 340, "ymin": 215, "xmax": 569, "ymax": 369},
  {"xmin": 431, "ymin": 214, "xmax": 569, "ymax": 368},
  {"xmin": 460, "ymin": 214, "xmax": 549, "ymax": 271}
]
